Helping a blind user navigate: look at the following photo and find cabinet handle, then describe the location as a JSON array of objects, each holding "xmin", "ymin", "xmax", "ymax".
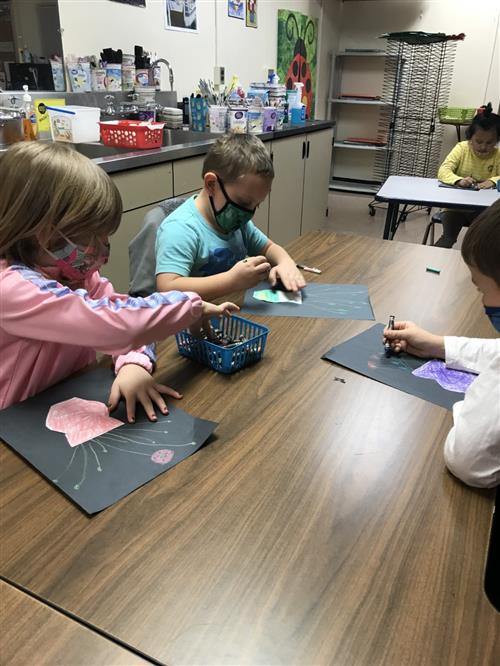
[
  {"xmin": 306, "ymin": 140, "xmax": 310, "ymax": 158},
  {"xmin": 302, "ymin": 141, "xmax": 306, "ymax": 159},
  {"xmin": 270, "ymin": 151, "xmax": 274, "ymax": 162}
]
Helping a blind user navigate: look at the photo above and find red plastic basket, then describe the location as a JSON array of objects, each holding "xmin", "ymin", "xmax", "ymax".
[{"xmin": 99, "ymin": 120, "xmax": 165, "ymax": 149}]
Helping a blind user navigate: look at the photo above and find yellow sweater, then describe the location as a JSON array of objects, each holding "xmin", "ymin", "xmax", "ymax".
[{"xmin": 438, "ymin": 141, "xmax": 500, "ymax": 186}]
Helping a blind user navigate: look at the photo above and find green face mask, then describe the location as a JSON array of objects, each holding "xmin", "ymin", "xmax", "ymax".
[{"xmin": 209, "ymin": 176, "xmax": 256, "ymax": 232}]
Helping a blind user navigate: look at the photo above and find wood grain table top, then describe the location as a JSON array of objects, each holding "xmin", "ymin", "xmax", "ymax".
[
  {"xmin": 0, "ymin": 580, "xmax": 149, "ymax": 665},
  {"xmin": 1, "ymin": 233, "xmax": 498, "ymax": 665}
]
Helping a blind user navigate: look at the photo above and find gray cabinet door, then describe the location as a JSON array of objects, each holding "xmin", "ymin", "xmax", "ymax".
[
  {"xmin": 111, "ymin": 163, "xmax": 173, "ymax": 212},
  {"xmin": 173, "ymin": 156, "xmax": 204, "ymax": 196},
  {"xmin": 268, "ymin": 135, "xmax": 305, "ymax": 246},
  {"xmin": 251, "ymin": 140, "xmax": 272, "ymax": 236},
  {"xmin": 301, "ymin": 129, "xmax": 333, "ymax": 235}
]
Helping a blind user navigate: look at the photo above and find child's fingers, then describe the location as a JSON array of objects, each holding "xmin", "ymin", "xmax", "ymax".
[
  {"xmin": 125, "ymin": 394, "xmax": 137, "ymax": 423},
  {"xmin": 383, "ymin": 328, "xmax": 403, "ymax": 340},
  {"xmin": 256, "ymin": 261, "xmax": 272, "ymax": 275},
  {"xmin": 154, "ymin": 384, "xmax": 183, "ymax": 400},
  {"xmin": 138, "ymin": 392, "xmax": 156, "ymax": 421},
  {"xmin": 250, "ymin": 255, "xmax": 268, "ymax": 266},
  {"xmin": 383, "ymin": 335, "xmax": 404, "ymax": 352},
  {"xmin": 281, "ymin": 275, "xmax": 295, "ymax": 292},
  {"xmin": 148, "ymin": 387, "xmax": 168, "ymax": 415},
  {"xmin": 149, "ymin": 385, "xmax": 168, "ymax": 414},
  {"xmin": 219, "ymin": 302, "xmax": 240, "ymax": 317},
  {"xmin": 296, "ymin": 274, "xmax": 306, "ymax": 289},
  {"xmin": 268, "ymin": 267, "xmax": 278, "ymax": 286},
  {"xmin": 107, "ymin": 383, "xmax": 121, "ymax": 412}
]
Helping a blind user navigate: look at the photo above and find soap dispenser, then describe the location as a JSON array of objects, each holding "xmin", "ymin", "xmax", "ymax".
[{"xmin": 22, "ymin": 85, "xmax": 38, "ymax": 141}]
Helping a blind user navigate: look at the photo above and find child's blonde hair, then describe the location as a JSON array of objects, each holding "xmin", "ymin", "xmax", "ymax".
[
  {"xmin": 0, "ymin": 142, "xmax": 122, "ymax": 266},
  {"xmin": 202, "ymin": 133, "xmax": 274, "ymax": 183}
]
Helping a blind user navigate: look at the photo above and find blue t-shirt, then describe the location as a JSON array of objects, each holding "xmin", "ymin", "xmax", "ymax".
[{"xmin": 155, "ymin": 195, "xmax": 269, "ymax": 277}]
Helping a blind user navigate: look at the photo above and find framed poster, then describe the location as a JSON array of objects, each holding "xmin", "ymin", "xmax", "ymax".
[
  {"xmin": 164, "ymin": 0, "xmax": 198, "ymax": 32},
  {"xmin": 228, "ymin": 0, "xmax": 244, "ymax": 20},
  {"xmin": 277, "ymin": 9, "xmax": 318, "ymax": 117},
  {"xmin": 110, "ymin": 0, "xmax": 146, "ymax": 6},
  {"xmin": 246, "ymin": 0, "xmax": 257, "ymax": 28}
]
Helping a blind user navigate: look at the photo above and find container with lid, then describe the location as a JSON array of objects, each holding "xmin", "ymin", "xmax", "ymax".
[{"xmin": 0, "ymin": 107, "xmax": 24, "ymax": 148}]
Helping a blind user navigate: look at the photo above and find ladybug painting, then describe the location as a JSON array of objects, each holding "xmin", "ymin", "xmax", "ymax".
[{"xmin": 285, "ymin": 14, "xmax": 315, "ymax": 118}]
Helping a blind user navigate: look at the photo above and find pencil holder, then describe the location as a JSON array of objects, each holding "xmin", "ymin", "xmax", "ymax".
[
  {"xmin": 176, "ymin": 315, "xmax": 269, "ymax": 374},
  {"xmin": 190, "ymin": 97, "xmax": 208, "ymax": 132}
]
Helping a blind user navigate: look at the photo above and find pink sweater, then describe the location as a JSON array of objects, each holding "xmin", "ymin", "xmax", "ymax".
[{"xmin": 0, "ymin": 262, "xmax": 202, "ymax": 409}]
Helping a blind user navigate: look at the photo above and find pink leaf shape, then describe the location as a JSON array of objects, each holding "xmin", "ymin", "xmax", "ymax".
[
  {"xmin": 151, "ymin": 449, "xmax": 174, "ymax": 465},
  {"xmin": 46, "ymin": 397, "xmax": 123, "ymax": 447}
]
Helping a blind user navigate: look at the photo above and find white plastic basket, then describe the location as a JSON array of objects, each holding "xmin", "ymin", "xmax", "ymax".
[{"xmin": 46, "ymin": 105, "xmax": 100, "ymax": 143}]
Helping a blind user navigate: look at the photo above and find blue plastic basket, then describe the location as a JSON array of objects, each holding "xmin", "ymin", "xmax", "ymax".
[{"xmin": 175, "ymin": 315, "xmax": 269, "ymax": 374}]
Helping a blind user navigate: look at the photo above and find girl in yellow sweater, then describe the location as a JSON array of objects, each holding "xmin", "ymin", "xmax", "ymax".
[{"xmin": 435, "ymin": 103, "xmax": 500, "ymax": 248}]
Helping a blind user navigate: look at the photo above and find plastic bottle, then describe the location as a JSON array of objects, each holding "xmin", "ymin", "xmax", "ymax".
[
  {"xmin": 22, "ymin": 85, "xmax": 38, "ymax": 141},
  {"xmin": 277, "ymin": 98, "xmax": 286, "ymax": 129},
  {"xmin": 294, "ymin": 81, "xmax": 304, "ymax": 106},
  {"xmin": 247, "ymin": 95, "xmax": 263, "ymax": 134}
]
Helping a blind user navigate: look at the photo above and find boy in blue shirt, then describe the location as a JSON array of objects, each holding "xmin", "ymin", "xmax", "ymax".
[{"xmin": 156, "ymin": 134, "xmax": 306, "ymax": 300}]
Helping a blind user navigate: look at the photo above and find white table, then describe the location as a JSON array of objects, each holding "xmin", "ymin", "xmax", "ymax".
[{"xmin": 375, "ymin": 176, "xmax": 500, "ymax": 240}]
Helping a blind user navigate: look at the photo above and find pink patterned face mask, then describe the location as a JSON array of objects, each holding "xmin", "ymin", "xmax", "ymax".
[{"xmin": 43, "ymin": 231, "xmax": 110, "ymax": 282}]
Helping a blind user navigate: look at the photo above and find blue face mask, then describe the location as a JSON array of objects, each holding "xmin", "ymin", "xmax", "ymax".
[{"xmin": 485, "ymin": 306, "xmax": 500, "ymax": 332}]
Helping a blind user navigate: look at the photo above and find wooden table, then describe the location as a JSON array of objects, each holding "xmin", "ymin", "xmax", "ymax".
[
  {"xmin": 0, "ymin": 580, "xmax": 148, "ymax": 665},
  {"xmin": 375, "ymin": 176, "xmax": 500, "ymax": 240},
  {"xmin": 1, "ymin": 233, "xmax": 499, "ymax": 665}
]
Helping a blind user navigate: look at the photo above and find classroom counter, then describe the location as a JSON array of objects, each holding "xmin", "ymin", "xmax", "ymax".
[{"xmin": 76, "ymin": 119, "xmax": 334, "ymax": 174}]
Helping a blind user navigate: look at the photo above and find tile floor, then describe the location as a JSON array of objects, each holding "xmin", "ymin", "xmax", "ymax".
[{"xmin": 325, "ymin": 191, "xmax": 465, "ymax": 250}]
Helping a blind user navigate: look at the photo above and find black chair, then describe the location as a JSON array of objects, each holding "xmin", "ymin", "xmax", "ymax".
[{"xmin": 422, "ymin": 211, "xmax": 444, "ymax": 245}]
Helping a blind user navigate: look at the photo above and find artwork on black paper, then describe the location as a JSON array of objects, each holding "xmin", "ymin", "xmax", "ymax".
[
  {"xmin": 322, "ymin": 324, "xmax": 475, "ymax": 409},
  {"xmin": 0, "ymin": 368, "xmax": 217, "ymax": 514}
]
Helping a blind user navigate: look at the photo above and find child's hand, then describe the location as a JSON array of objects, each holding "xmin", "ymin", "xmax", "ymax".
[
  {"xmin": 108, "ymin": 364, "xmax": 182, "ymax": 423},
  {"xmin": 477, "ymin": 180, "xmax": 495, "ymax": 190},
  {"xmin": 228, "ymin": 256, "xmax": 271, "ymax": 289},
  {"xmin": 269, "ymin": 260, "xmax": 306, "ymax": 292},
  {"xmin": 189, "ymin": 301, "xmax": 240, "ymax": 339},
  {"xmin": 201, "ymin": 300, "xmax": 240, "ymax": 319},
  {"xmin": 383, "ymin": 321, "xmax": 445, "ymax": 358},
  {"xmin": 457, "ymin": 177, "xmax": 477, "ymax": 189}
]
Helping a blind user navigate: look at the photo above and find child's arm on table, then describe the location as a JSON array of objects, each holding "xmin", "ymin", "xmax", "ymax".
[
  {"xmin": 242, "ymin": 223, "xmax": 305, "ymax": 292},
  {"xmin": 383, "ymin": 321, "xmax": 445, "ymax": 357},
  {"xmin": 438, "ymin": 143, "xmax": 474, "ymax": 187},
  {"xmin": 108, "ymin": 298, "xmax": 239, "ymax": 422},
  {"xmin": 157, "ymin": 256, "xmax": 271, "ymax": 301},
  {"xmin": 1, "ymin": 267, "xmax": 234, "ymax": 421},
  {"xmin": 263, "ymin": 241, "xmax": 306, "ymax": 292},
  {"xmin": 89, "ymin": 272, "xmax": 238, "ymax": 421},
  {"xmin": 477, "ymin": 165, "xmax": 498, "ymax": 189},
  {"xmin": 384, "ymin": 322, "xmax": 500, "ymax": 487}
]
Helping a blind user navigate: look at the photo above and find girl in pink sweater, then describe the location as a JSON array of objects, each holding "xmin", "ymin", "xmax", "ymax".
[{"xmin": 0, "ymin": 142, "xmax": 237, "ymax": 420}]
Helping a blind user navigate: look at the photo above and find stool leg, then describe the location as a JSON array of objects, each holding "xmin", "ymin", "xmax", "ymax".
[{"xmin": 430, "ymin": 223, "xmax": 435, "ymax": 245}]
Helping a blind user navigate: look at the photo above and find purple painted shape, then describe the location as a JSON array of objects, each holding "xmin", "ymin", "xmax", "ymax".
[{"xmin": 412, "ymin": 360, "xmax": 477, "ymax": 393}]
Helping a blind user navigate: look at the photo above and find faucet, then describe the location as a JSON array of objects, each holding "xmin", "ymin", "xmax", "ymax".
[
  {"xmin": 103, "ymin": 94, "xmax": 116, "ymax": 116},
  {"xmin": 151, "ymin": 58, "xmax": 174, "ymax": 92}
]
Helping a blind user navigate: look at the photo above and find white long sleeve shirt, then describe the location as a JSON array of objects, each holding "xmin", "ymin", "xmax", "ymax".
[{"xmin": 443, "ymin": 336, "xmax": 500, "ymax": 488}]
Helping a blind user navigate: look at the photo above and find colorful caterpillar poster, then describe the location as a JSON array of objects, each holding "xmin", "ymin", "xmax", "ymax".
[{"xmin": 277, "ymin": 9, "xmax": 318, "ymax": 118}]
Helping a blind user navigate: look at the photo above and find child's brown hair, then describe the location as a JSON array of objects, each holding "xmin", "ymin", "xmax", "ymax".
[
  {"xmin": 202, "ymin": 133, "xmax": 274, "ymax": 183},
  {"xmin": 0, "ymin": 142, "xmax": 122, "ymax": 266},
  {"xmin": 461, "ymin": 198, "xmax": 500, "ymax": 286}
]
